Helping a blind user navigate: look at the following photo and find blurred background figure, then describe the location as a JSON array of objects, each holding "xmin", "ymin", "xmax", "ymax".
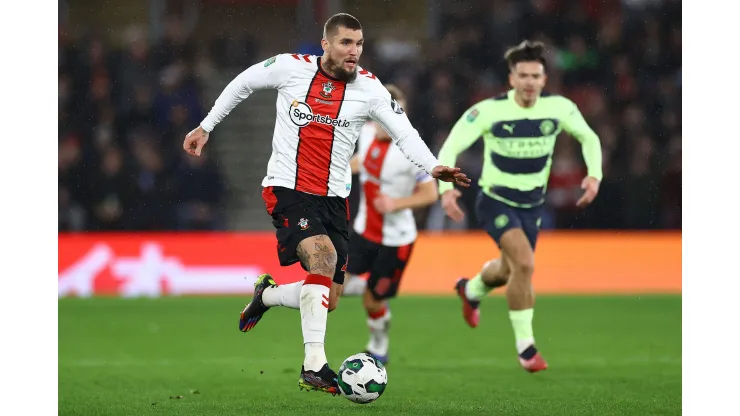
[{"xmin": 58, "ymin": 0, "xmax": 680, "ymax": 233}]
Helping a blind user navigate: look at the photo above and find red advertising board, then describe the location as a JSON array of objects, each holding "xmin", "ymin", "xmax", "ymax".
[
  {"xmin": 58, "ymin": 233, "xmax": 305, "ymax": 297},
  {"xmin": 58, "ymin": 231, "xmax": 682, "ymax": 297}
]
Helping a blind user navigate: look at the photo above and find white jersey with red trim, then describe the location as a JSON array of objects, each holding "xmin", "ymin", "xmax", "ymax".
[
  {"xmin": 353, "ymin": 122, "xmax": 434, "ymax": 247},
  {"xmin": 200, "ymin": 53, "xmax": 440, "ymax": 198}
]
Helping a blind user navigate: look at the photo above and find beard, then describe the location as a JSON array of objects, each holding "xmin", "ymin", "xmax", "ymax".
[{"xmin": 324, "ymin": 56, "xmax": 358, "ymax": 82}]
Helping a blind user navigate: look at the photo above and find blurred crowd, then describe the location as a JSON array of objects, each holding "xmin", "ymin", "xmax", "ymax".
[
  {"xmin": 59, "ymin": 21, "xmax": 227, "ymax": 231},
  {"xmin": 59, "ymin": 0, "xmax": 681, "ymax": 232}
]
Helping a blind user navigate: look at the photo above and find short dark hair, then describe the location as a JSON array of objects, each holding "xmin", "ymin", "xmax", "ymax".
[
  {"xmin": 323, "ymin": 13, "xmax": 362, "ymax": 39},
  {"xmin": 504, "ymin": 40, "xmax": 547, "ymax": 71}
]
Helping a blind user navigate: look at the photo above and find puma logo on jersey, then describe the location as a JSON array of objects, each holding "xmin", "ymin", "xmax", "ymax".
[{"xmin": 503, "ymin": 124, "xmax": 515, "ymax": 134}]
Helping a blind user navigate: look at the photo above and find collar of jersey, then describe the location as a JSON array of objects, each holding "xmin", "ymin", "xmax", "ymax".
[
  {"xmin": 508, "ymin": 89, "xmax": 539, "ymax": 110},
  {"xmin": 317, "ymin": 58, "xmax": 345, "ymax": 83}
]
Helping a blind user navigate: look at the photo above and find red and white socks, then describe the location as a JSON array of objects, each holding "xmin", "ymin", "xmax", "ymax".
[
  {"xmin": 300, "ymin": 274, "xmax": 332, "ymax": 372},
  {"xmin": 366, "ymin": 304, "xmax": 390, "ymax": 357},
  {"xmin": 261, "ymin": 281, "xmax": 302, "ymax": 309}
]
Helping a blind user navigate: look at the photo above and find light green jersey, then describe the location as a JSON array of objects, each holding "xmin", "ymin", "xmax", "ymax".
[{"xmin": 438, "ymin": 89, "xmax": 603, "ymax": 208}]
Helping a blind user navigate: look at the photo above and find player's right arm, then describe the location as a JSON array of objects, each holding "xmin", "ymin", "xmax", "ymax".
[
  {"xmin": 200, "ymin": 54, "xmax": 293, "ymax": 132},
  {"xmin": 437, "ymin": 103, "xmax": 488, "ymax": 221},
  {"xmin": 349, "ymin": 155, "xmax": 361, "ymax": 174},
  {"xmin": 183, "ymin": 54, "xmax": 293, "ymax": 156},
  {"xmin": 437, "ymin": 104, "xmax": 487, "ymax": 194},
  {"xmin": 351, "ymin": 122, "xmax": 376, "ymax": 174}
]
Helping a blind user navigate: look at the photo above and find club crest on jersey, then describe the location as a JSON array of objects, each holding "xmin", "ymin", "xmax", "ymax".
[
  {"xmin": 371, "ymin": 147, "xmax": 381, "ymax": 159},
  {"xmin": 320, "ymin": 81, "xmax": 336, "ymax": 98},
  {"xmin": 298, "ymin": 218, "xmax": 310, "ymax": 230},
  {"xmin": 540, "ymin": 120, "xmax": 555, "ymax": 135}
]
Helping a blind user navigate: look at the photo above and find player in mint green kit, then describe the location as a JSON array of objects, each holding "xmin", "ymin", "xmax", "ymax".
[{"xmin": 437, "ymin": 41, "xmax": 603, "ymax": 373}]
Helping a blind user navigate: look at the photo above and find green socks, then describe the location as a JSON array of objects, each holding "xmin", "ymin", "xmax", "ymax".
[
  {"xmin": 509, "ymin": 309, "xmax": 535, "ymax": 354},
  {"xmin": 464, "ymin": 273, "xmax": 495, "ymax": 301}
]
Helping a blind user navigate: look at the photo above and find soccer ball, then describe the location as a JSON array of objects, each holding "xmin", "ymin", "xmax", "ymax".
[{"xmin": 337, "ymin": 353, "xmax": 388, "ymax": 404}]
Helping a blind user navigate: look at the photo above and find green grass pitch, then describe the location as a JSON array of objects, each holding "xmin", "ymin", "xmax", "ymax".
[{"xmin": 59, "ymin": 295, "xmax": 681, "ymax": 415}]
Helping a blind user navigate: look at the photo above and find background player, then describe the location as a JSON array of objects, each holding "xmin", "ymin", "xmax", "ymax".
[
  {"xmin": 183, "ymin": 13, "xmax": 469, "ymax": 394},
  {"xmin": 341, "ymin": 85, "xmax": 438, "ymax": 365},
  {"xmin": 437, "ymin": 41, "xmax": 603, "ymax": 373}
]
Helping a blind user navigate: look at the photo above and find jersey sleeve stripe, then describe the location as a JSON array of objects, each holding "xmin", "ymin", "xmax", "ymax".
[{"xmin": 358, "ymin": 69, "xmax": 376, "ymax": 80}]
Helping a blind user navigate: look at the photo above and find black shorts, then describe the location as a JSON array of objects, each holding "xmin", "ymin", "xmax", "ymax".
[
  {"xmin": 475, "ymin": 191, "xmax": 544, "ymax": 250},
  {"xmin": 346, "ymin": 232, "xmax": 415, "ymax": 300},
  {"xmin": 262, "ymin": 186, "xmax": 349, "ymax": 284}
]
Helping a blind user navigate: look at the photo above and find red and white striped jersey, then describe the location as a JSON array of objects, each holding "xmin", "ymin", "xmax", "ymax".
[
  {"xmin": 353, "ymin": 122, "xmax": 434, "ymax": 247},
  {"xmin": 200, "ymin": 53, "xmax": 440, "ymax": 198}
]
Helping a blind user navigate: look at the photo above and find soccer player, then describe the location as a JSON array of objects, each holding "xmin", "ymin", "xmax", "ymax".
[
  {"xmin": 183, "ymin": 13, "xmax": 470, "ymax": 394},
  {"xmin": 437, "ymin": 41, "xmax": 602, "ymax": 373},
  {"xmin": 340, "ymin": 85, "xmax": 438, "ymax": 365}
]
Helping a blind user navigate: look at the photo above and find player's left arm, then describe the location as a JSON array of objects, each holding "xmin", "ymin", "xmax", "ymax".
[
  {"xmin": 367, "ymin": 91, "xmax": 439, "ymax": 174},
  {"xmin": 393, "ymin": 174, "xmax": 439, "ymax": 211},
  {"xmin": 373, "ymin": 173, "xmax": 438, "ymax": 214},
  {"xmin": 367, "ymin": 85, "xmax": 469, "ymax": 187},
  {"xmin": 560, "ymin": 98, "xmax": 603, "ymax": 207}
]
